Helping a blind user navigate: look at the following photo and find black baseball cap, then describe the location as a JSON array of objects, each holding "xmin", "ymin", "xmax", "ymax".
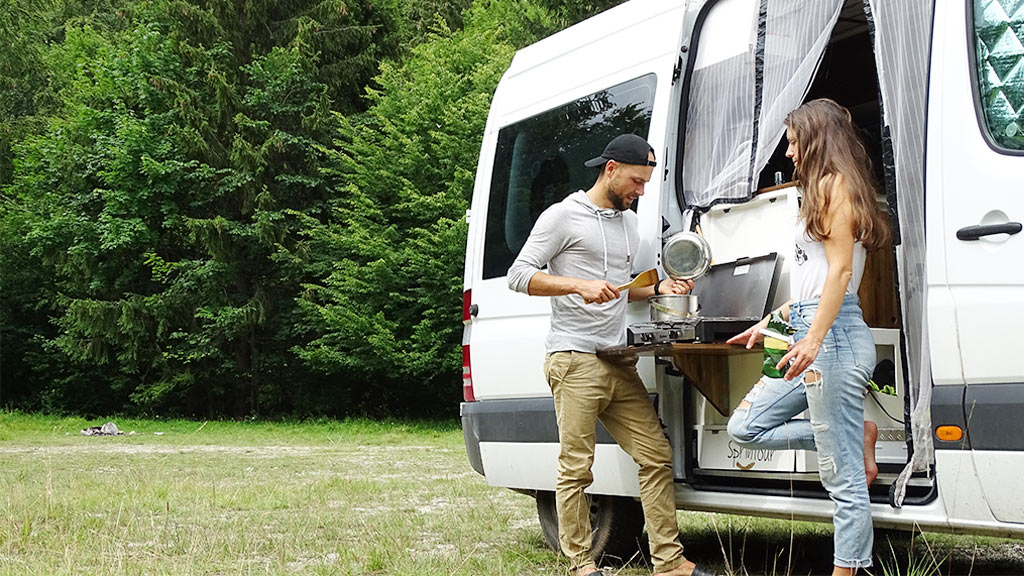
[{"xmin": 584, "ymin": 134, "xmax": 657, "ymax": 168}]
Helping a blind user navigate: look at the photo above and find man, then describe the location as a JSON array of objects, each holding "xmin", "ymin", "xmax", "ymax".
[{"xmin": 507, "ymin": 134, "xmax": 714, "ymax": 576}]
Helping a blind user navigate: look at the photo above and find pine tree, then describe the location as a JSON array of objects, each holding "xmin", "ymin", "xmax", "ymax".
[
  {"xmin": 294, "ymin": 1, "xmax": 554, "ymax": 416},
  {"xmin": 4, "ymin": 0, "xmax": 398, "ymax": 415}
]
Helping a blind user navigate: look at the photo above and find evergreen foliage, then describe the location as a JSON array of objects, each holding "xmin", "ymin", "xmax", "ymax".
[
  {"xmin": 0, "ymin": 0, "xmax": 626, "ymax": 417},
  {"xmin": 294, "ymin": 2, "xmax": 554, "ymax": 416}
]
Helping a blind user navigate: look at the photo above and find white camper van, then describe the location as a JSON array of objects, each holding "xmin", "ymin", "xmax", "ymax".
[{"xmin": 460, "ymin": 0, "xmax": 1024, "ymax": 559}]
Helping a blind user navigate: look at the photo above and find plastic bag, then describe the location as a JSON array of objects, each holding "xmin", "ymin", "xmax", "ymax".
[{"xmin": 760, "ymin": 311, "xmax": 795, "ymax": 378}]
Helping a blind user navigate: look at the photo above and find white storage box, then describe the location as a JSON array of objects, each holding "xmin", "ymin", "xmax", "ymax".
[{"xmin": 698, "ymin": 424, "xmax": 796, "ymax": 472}]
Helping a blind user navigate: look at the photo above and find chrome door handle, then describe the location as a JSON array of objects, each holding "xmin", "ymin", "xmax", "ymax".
[{"xmin": 956, "ymin": 222, "xmax": 1022, "ymax": 240}]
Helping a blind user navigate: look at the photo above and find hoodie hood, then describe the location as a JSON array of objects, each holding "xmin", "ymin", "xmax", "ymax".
[{"xmin": 569, "ymin": 190, "xmax": 631, "ymax": 275}]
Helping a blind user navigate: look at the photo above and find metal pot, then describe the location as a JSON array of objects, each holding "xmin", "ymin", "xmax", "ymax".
[
  {"xmin": 662, "ymin": 231, "xmax": 712, "ymax": 281},
  {"xmin": 649, "ymin": 294, "xmax": 699, "ymax": 321}
]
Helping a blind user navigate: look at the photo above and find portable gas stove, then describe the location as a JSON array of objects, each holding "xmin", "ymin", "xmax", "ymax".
[
  {"xmin": 626, "ymin": 317, "xmax": 766, "ymax": 345},
  {"xmin": 626, "ymin": 253, "xmax": 782, "ymax": 346}
]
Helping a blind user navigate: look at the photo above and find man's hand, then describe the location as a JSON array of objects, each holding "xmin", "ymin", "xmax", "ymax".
[
  {"xmin": 659, "ymin": 278, "xmax": 695, "ymax": 294},
  {"xmin": 578, "ymin": 279, "xmax": 620, "ymax": 304}
]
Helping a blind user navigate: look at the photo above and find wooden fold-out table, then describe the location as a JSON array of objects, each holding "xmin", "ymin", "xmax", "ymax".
[{"xmin": 598, "ymin": 342, "xmax": 763, "ymax": 416}]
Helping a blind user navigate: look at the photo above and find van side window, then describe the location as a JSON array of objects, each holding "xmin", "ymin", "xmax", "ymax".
[
  {"xmin": 971, "ymin": 0, "xmax": 1024, "ymax": 151},
  {"xmin": 482, "ymin": 74, "xmax": 657, "ymax": 280}
]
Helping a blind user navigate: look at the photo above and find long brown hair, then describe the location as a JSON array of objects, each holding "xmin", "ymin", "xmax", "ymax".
[{"xmin": 785, "ymin": 99, "xmax": 890, "ymax": 250}]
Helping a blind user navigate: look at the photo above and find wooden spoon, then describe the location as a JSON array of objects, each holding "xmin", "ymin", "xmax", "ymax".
[{"xmin": 617, "ymin": 268, "xmax": 659, "ymax": 292}]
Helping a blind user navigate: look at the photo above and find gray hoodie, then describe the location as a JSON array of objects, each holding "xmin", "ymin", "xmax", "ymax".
[{"xmin": 507, "ymin": 190, "xmax": 638, "ymax": 353}]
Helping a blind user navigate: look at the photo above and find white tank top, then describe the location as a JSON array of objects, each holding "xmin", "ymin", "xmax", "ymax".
[{"xmin": 792, "ymin": 218, "xmax": 866, "ymax": 301}]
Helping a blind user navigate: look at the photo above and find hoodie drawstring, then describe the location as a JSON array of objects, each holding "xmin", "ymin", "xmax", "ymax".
[
  {"xmin": 595, "ymin": 211, "xmax": 608, "ymax": 277},
  {"xmin": 622, "ymin": 216, "xmax": 631, "ymax": 265},
  {"xmin": 593, "ymin": 209, "xmax": 631, "ymax": 279}
]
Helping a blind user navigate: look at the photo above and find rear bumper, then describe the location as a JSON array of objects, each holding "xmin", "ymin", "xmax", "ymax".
[
  {"xmin": 460, "ymin": 401, "xmax": 485, "ymax": 476},
  {"xmin": 460, "ymin": 396, "xmax": 624, "ymax": 477}
]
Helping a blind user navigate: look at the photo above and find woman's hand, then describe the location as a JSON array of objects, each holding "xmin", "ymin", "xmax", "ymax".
[
  {"xmin": 778, "ymin": 333, "xmax": 822, "ymax": 381},
  {"xmin": 726, "ymin": 315, "xmax": 770, "ymax": 349}
]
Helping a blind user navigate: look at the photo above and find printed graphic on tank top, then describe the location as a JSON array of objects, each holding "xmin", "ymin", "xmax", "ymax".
[{"xmin": 792, "ymin": 219, "xmax": 866, "ymax": 302}]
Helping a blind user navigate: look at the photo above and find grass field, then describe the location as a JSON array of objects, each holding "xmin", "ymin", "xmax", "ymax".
[{"xmin": 1, "ymin": 412, "xmax": 1021, "ymax": 575}]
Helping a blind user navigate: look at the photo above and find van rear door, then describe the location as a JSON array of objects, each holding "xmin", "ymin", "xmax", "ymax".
[{"xmin": 928, "ymin": 0, "xmax": 1024, "ymax": 524}]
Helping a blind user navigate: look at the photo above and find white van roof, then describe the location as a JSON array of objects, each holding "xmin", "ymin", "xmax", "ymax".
[{"xmin": 491, "ymin": 0, "xmax": 687, "ymax": 128}]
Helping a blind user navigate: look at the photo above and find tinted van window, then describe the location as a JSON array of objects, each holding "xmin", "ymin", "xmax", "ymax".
[
  {"xmin": 482, "ymin": 74, "xmax": 657, "ymax": 279},
  {"xmin": 972, "ymin": 0, "xmax": 1024, "ymax": 151}
]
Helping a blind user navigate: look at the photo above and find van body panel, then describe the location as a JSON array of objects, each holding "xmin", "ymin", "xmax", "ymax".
[
  {"xmin": 962, "ymin": 382, "xmax": 1024, "ymax": 451},
  {"xmin": 927, "ymin": 0, "xmax": 1024, "ymax": 526},
  {"xmin": 972, "ymin": 451, "xmax": 1024, "ymax": 523},
  {"xmin": 465, "ymin": 1, "xmax": 685, "ymax": 402},
  {"xmin": 936, "ymin": 450, "xmax": 1000, "ymax": 527},
  {"xmin": 928, "ymin": 0, "xmax": 1024, "ymax": 386},
  {"xmin": 929, "ymin": 384, "xmax": 969, "ymax": 450},
  {"xmin": 481, "ymin": 442, "xmax": 641, "ymax": 496},
  {"xmin": 690, "ymin": 0, "xmax": 758, "ymax": 71},
  {"xmin": 460, "ymin": 396, "xmax": 625, "ymax": 445},
  {"xmin": 925, "ymin": 287, "xmax": 965, "ymax": 386},
  {"xmin": 699, "ymin": 188, "xmax": 798, "ymax": 312}
]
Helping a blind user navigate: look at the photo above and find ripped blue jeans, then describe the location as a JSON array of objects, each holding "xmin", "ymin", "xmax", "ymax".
[{"xmin": 727, "ymin": 293, "xmax": 876, "ymax": 569}]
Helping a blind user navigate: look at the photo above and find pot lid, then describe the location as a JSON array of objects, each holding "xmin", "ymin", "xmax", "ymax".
[{"xmin": 662, "ymin": 232, "xmax": 712, "ymax": 281}]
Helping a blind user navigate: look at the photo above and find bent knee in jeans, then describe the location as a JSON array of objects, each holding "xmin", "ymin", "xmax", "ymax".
[
  {"xmin": 726, "ymin": 380, "xmax": 767, "ymax": 444},
  {"xmin": 727, "ymin": 408, "xmax": 757, "ymax": 445}
]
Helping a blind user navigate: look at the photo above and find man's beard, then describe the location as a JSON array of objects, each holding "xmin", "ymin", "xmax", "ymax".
[{"xmin": 607, "ymin": 182, "xmax": 632, "ymax": 211}]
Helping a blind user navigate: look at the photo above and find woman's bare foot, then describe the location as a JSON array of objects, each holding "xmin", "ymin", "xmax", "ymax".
[
  {"xmin": 864, "ymin": 420, "xmax": 879, "ymax": 487},
  {"xmin": 576, "ymin": 563, "xmax": 601, "ymax": 576}
]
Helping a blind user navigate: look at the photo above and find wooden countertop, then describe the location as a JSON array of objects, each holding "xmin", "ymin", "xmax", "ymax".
[{"xmin": 599, "ymin": 342, "xmax": 763, "ymax": 416}]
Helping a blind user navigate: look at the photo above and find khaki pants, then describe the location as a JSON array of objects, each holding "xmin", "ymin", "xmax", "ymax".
[{"xmin": 544, "ymin": 351, "xmax": 685, "ymax": 574}]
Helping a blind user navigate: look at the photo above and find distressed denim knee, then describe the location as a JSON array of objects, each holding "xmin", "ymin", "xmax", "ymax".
[
  {"xmin": 727, "ymin": 409, "xmax": 756, "ymax": 445},
  {"xmin": 726, "ymin": 376, "xmax": 815, "ymax": 452}
]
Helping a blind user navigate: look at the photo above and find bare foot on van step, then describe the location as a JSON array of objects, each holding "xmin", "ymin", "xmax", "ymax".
[
  {"xmin": 864, "ymin": 420, "xmax": 878, "ymax": 487},
  {"xmin": 655, "ymin": 559, "xmax": 721, "ymax": 576}
]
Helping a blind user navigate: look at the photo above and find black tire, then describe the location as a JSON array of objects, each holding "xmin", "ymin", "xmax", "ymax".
[{"xmin": 536, "ymin": 490, "xmax": 647, "ymax": 566}]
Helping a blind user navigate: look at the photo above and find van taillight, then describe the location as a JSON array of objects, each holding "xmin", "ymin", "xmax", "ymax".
[
  {"xmin": 462, "ymin": 289, "xmax": 472, "ymax": 322},
  {"xmin": 462, "ymin": 289, "xmax": 476, "ymax": 402},
  {"xmin": 462, "ymin": 344, "xmax": 475, "ymax": 402}
]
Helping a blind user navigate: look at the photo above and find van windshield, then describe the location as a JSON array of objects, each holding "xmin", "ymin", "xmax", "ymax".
[{"xmin": 482, "ymin": 73, "xmax": 657, "ymax": 280}]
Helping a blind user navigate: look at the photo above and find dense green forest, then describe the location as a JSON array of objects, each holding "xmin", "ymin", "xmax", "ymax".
[{"xmin": 0, "ymin": 0, "xmax": 620, "ymax": 418}]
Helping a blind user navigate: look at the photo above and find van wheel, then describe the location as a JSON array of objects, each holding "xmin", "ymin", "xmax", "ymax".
[{"xmin": 536, "ymin": 491, "xmax": 646, "ymax": 565}]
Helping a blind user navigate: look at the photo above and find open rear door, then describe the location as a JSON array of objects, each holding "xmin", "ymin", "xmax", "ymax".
[{"xmin": 668, "ymin": 0, "xmax": 846, "ymax": 482}]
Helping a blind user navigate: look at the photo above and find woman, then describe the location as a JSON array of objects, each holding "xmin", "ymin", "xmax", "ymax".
[{"xmin": 726, "ymin": 98, "xmax": 889, "ymax": 575}]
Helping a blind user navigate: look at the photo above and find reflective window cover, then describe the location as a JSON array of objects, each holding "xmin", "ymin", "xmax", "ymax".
[{"xmin": 974, "ymin": 0, "xmax": 1024, "ymax": 151}]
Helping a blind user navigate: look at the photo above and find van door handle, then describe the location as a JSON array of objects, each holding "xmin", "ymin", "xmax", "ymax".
[{"xmin": 956, "ymin": 222, "xmax": 1022, "ymax": 240}]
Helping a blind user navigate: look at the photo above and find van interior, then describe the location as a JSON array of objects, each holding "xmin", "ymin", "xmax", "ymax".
[{"xmin": 677, "ymin": 0, "xmax": 931, "ymax": 504}]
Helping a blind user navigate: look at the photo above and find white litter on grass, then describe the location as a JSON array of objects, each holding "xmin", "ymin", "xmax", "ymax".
[{"xmin": 81, "ymin": 422, "xmax": 123, "ymax": 436}]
